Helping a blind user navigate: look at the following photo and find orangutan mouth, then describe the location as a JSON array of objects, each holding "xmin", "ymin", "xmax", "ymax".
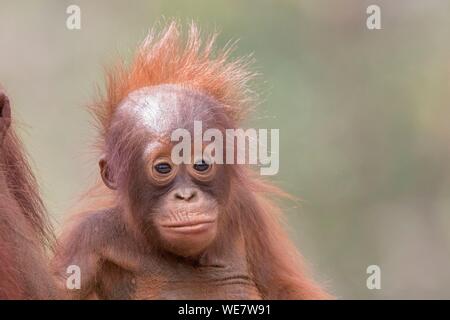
[{"xmin": 160, "ymin": 218, "xmax": 217, "ymax": 235}]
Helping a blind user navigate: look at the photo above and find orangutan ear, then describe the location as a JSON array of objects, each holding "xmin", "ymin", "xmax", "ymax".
[
  {"xmin": 99, "ymin": 157, "xmax": 117, "ymax": 190},
  {"xmin": 0, "ymin": 91, "xmax": 12, "ymax": 136}
]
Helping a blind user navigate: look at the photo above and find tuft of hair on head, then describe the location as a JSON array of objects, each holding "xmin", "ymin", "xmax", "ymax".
[{"xmin": 90, "ymin": 20, "xmax": 258, "ymax": 144}]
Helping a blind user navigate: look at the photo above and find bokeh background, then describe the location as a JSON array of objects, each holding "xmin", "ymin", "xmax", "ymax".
[{"xmin": 1, "ymin": 0, "xmax": 450, "ymax": 299}]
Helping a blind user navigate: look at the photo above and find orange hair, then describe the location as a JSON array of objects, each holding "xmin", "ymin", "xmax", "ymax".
[{"xmin": 91, "ymin": 21, "xmax": 257, "ymax": 142}]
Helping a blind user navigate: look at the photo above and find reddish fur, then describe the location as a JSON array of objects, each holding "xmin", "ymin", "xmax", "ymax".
[
  {"xmin": 91, "ymin": 21, "xmax": 256, "ymax": 139},
  {"xmin": 0, "ymin": 91, "xmax": 56, "ymax": 299},
  {"xmin": 54, "ymin": 21, "xmax": 331, "ymax": 300}
]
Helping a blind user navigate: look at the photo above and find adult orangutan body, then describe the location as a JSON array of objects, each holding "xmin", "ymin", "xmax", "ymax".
[
  {"xmin": 0, "ymin": 88, "xmax": 56, "ymax": 299},
  {"xmin": 53, "ymin": 22, "xmax": 330, "ymax": 299}
]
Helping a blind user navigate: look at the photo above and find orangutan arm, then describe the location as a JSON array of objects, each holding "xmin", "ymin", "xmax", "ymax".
[
  {"xmin": 52, "ymin": 214, "xmax": 104, "ymax": 299},
  {"xmin": 242, "ymin": 193, "xmax": 332, "ymax": 300}
]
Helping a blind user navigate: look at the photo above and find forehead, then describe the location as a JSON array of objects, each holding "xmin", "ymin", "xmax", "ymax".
[{"xmin": 115, "ymin": 84, "xmax": 220, "ymax": 135}]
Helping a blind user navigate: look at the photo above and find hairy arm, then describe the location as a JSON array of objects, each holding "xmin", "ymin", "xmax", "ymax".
[
  {"xmin": 52, "ymin": 208, "xmax": 141, "ymax": 299},
  {"xmin": 241, "ymin": 192, "xmax": 332, "ymax": 300},
  {"xmin": 52, "ymin": 213, "xmax": 104, "ymax": 299}
]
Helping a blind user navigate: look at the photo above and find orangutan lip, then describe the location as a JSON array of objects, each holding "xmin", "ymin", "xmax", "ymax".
[
  {"xmin": 161, "ymin": 218, "xmax": 216, "ymax": 228},
  {"xmin": 161, "ymin": 219, "xmax": 216, "ymax": 234}
]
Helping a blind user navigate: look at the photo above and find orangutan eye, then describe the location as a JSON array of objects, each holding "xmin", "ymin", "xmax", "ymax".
[
  {"xmin": 193, "ymin": 160, "xmax": 210, "ymax": 172},
  {"xmin": 154, "ymin": 162, "xmax": 172, "ymax": 174}
]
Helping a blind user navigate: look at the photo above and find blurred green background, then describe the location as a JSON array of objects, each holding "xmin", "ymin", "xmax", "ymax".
[{"xmin": 1, "ymin": 0, "xmax": 450, "ymax": 299}]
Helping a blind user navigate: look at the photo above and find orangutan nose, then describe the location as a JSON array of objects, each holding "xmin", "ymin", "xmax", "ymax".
[{"xmin": 173, "ymin": 188, "xmax": 198, "ymax": 202}]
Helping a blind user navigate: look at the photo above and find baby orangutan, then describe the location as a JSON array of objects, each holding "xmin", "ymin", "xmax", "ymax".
[{"xmin": 53, "ymin": 22, "xmax": 330, "ymax": 300}]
